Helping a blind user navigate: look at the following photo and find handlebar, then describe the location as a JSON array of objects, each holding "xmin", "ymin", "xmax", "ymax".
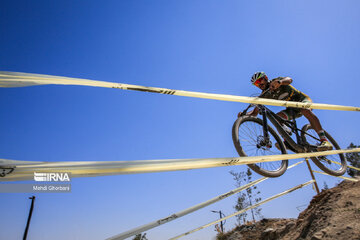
[{"xmin": 239, "ymin": 88, "xmax": 271, "ymax": 116}]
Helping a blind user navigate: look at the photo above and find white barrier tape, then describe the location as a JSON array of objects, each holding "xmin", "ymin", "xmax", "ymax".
[
  {"xmin": 106, "ymin": 176, "xmax": 265, "ymax": 240},
  {"xmin": 169, "ymin": 179, "xmax": 315, "ymax": 240},
  {"xmin": 312, "ymin": 170, "xmax": 359, "ymax": 182},
  {"xmin": 1, "ymin": 149, "xmax": 359, "ymax": 182},
  {"xmin": 105, "ymin": 160, "xmax": 304, "ymax": 240},
  {"xmin": 0, "ymin": 72, "xmax": 359, "ymax": 111}
]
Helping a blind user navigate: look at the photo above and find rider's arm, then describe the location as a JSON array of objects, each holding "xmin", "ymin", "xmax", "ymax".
[
  {"xmin": 270, "ymin": 77, "xmax": 293, "ymax": 91},
  {"xmin": 279, "ymin": 77, "xmax": 292, "ymax": 85}
]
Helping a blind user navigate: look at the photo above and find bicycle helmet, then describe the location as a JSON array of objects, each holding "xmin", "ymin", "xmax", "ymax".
[{"xmin": 251, "ymin": 72, "xmax": 268, "ymax": 84}]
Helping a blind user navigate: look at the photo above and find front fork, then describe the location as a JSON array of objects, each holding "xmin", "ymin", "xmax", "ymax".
[
  {"xmin": 259, "ymin": 107, "xmax": 272, "ymax": 148},
  {"xmin": 261, "ymin": 107, "xmax": 270, "ymax": 141}
]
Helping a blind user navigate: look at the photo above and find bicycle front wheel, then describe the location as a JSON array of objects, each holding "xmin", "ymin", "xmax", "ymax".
[
  {"xmin": 232, "ymin": 117, "xmax": 288, "ymax": 177},
  {"xmin": 301, "ymin": 124, "xmax": 347, "ymax": 176}
]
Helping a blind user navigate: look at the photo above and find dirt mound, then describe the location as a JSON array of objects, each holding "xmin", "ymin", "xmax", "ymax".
[{"xmin": 218, "ymin": 180, "xmax": 360, "ymax": 240}]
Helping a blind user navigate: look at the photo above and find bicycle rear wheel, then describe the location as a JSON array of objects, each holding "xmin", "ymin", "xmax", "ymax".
[
  {"xmin": 232, "ymin": 117, "xmax": 288, "ymax": 177},
  {"xmin": 301, "ymin": 124, "xmax": 347, "ymax": 176}
]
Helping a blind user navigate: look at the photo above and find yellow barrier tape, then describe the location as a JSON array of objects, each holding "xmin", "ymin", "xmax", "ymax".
[
  {"xmin": 312, "ymin": 170, "xmax": 359, "ymax": 182},
  {"xmin": 326, "ymin": 159, "xmax": 360, "ymax": 172},
  {"xmin": 347, "ymin": 165, "xmax": 360, "ymax": 172},
  {"xmin": 0, "ymin": 72, "xmax": 359, "ymax": 111},
  {"xmin": 169, "ymin": 180, "xmax": 315, "ymax": 240},
  {"xmin": 1, "ymin": 149, "xmax": 359, "ymax": 182}
]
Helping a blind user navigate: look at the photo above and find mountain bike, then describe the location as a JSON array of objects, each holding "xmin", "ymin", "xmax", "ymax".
[{"xmin": 232, "ymin": 100, "xmax": 347, "ymax": 178}]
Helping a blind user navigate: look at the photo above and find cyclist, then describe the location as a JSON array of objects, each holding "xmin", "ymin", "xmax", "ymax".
[{"xmin": 242, "ymin": 71, "xmax": 333, "ymax": 151}]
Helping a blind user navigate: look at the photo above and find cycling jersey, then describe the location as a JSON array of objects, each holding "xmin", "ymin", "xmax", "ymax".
[
  {"xmin": 261, "ymin": 77, "xmax": 312, "ymax": 120},
  {"xmin": 261, "ymin": 77, "xmax": 310, "ymax": 102}
]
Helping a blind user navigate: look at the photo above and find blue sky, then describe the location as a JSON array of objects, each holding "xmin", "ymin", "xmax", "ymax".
[{"xmin": 1, "ymin": 1, "xmax": 360, "ymax": 239}]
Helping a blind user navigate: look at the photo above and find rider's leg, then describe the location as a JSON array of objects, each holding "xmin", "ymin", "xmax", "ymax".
[
  {"xmin": 276, "ymin": 112, "xmax": 292, "ymax": 135},
  {"xmin": 274, "ymin": 111, "xmax": 292, "ymax": 151},
  {"xmin": 300, "ymin": 109, "xmax": 325, "ymax": 138},
  {"xmin": 277, "ymin": 112, "xmax": 288, "ymax": 121},
  {"xmin": 301, "ymin": 109, "xmax": 333, "ymax": 150}
]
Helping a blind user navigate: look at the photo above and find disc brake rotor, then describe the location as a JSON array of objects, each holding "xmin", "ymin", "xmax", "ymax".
[{"xmin": 256, "ymin": 136, "xmax": 272, "ymax": 150}]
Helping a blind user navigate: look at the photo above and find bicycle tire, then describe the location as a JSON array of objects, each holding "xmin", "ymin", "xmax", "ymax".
[
  {"xmin": 232, "ymin": 116, "xmax": 288, "ymax": 177},
  {"xmin": 301, "ymin": 124, "xmax": 347, "ymax": 176}
]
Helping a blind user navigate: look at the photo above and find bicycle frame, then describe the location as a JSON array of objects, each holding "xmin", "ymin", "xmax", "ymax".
[
  {"xmin": 236, "ymin": 101, "xmax": 347, "ymax": 177},
  {"xmin": 261, "ymin": 105, "xmax": 306, "ymax": 152},
  {"xmin": 242, "ymin": 104, "xmax": 320, "ymax": 153}
]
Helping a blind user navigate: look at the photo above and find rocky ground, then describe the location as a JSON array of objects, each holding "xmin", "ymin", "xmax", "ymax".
[{"xmin": 217, "ymin": 179, "xmax": 360, "ymax": 240}]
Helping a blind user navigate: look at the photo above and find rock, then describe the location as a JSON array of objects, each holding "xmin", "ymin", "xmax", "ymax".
[
  {"xmin": 311, "ymin": 231, "xmax": 323, "ymax": 240},
  {"xmin": 261, "ymin": 228, "xmax": 276, "ymax": 240}
]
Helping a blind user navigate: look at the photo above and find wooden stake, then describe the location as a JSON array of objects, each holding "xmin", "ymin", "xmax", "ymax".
[{"xmin": 305, "ymin": 158, "xmax": 320, "ymax": 194}]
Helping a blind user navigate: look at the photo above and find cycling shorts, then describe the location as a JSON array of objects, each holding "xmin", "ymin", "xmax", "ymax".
[{"xmin": 278, "ymin": 97, "xmax": 312, "ymax": 120}]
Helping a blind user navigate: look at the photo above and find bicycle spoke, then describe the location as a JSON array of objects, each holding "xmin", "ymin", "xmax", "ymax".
[
  {"xmin": 301, "ymin": 124, "xmax": 346, "ymax": 175},
  {"xmin": 236, "ymin": 119, "xmax": 286, "ymax": 174}
]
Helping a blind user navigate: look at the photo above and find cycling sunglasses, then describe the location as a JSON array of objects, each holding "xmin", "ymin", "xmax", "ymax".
[{"xmin": 253, "ymin": 78, "xmax": 264, "ymax": 87}]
